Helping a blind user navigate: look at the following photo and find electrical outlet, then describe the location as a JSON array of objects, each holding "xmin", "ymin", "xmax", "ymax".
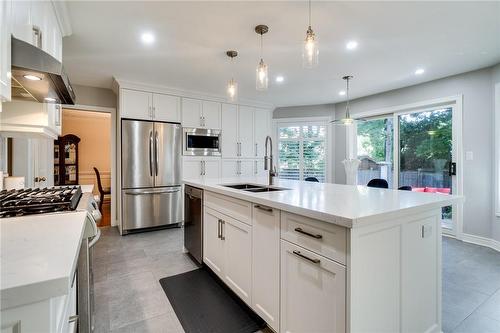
[{"xmin": 421, "ymin": 224, "xmax": 433, "ymax": 238}]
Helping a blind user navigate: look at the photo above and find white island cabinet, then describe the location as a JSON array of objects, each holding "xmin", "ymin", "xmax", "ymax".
[{"xmin": 184, "ymin": 177, "xmax": 462, "ymax": 333}]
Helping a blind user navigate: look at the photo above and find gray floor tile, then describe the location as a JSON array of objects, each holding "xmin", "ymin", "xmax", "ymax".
[
  {"xmin": 110, "ymin": 313, "xmax": 184, "ymax": 333},
  {"xmin": 475, "ymin": 289, "xmax": 500, "ymax": 321},
  {"xmin": 452, "ymin": 312, "xmax": 500, "ymax": 333}
]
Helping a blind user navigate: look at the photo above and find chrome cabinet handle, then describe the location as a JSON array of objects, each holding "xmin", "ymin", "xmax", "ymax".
[
  {"xmin": 155, "ymin": 131, "xmax": 159, "ymax": 176},
  {"xmin": 200, "ymin": 161, "xmax": 203, "ymax": 176},
  {"xmin": 203, "ymin": 161, "xmax": 206, "ymax": 175},
  {"xmin": 294, "ymin": 227, "xmax": 323, "ymax": 239},
  {"xmin": 293, "ymin": 250, "xmax": 320, "ymax": 264},
  {"xmin": 55, "ymin": 105, "xmax": 61, "ymax": 126},
  {"xmin": 32, "ymin": 25, "xmax": 42, "ymax": 48},
  {"xmin": 149, "ymin": 131, "xmax": 154, "ymax": 176},
  {"xmin": 153, "ymin": 106, "xmax": 156, "ymax": 119},
  {"xmin": 255, "ymin": 204, "xmax": 272, "ymax": 212},
  {"xmin": 217, "ymin": 219, "xmax": 221, "ymax": 239},
  {"xmin": 125, "ymin": 188, "xmax": 181, "ymax": 195},
  {"xmin": 221, "ymin": 220, "xmax": 225, "ymax": 240},
  {"xmin": 255, "ymin": 143, "xmax": 258, "ymax": 157}
]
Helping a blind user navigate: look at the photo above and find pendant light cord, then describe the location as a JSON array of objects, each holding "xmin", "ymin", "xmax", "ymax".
[
  {"xmin": 308, "ymin": 0, "xmax": 312, "ymax": 27},
  {"xmin": 345, "ymin": 77, "xmax": 351, "ymax": 118}
]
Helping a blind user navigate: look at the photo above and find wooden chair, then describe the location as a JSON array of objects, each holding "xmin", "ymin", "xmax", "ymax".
[{"xmin": 93, "ymin": 167, "xmax": 111, "ymax": 212}]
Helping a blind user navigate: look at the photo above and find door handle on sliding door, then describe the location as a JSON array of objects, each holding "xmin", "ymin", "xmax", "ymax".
[
  {"xmin": 155, "ymin": 131, "xmax": 159, "ymax": 176},
  {"xmin": 448, "ymin": 162, "xmax": 456, "ymax": 176},
  {"xmin": 149, "ymin": 131, "xmax": 154, "ymax": 176}
]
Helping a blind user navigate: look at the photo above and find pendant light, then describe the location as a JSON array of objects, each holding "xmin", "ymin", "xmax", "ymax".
[
  {"xmin": 331, "ymin": 76, "xmax": 365, "ymax": 125},
  {"xmin": 255, "ymin": 25, "xmax": 269, "ymax": 91},
  {"xmin": 226, "ymin": 50, "xmax": 238, "ymax": 102},
  {"xmin": 303, "ymin": 0, "xmax": 319, "ymax": 68}
]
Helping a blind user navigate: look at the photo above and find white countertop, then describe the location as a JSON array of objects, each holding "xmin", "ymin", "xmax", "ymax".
[
  {"xmin": 0, "ymin": 211, "xmax": 88, "ymax": 310},
  {"xmin": 184, "ymin": 177, "xmax": 463, "ymax": 228},
  {"xmin": 79, "ymin": 184, "xmax": 94, "ymax": 193}
]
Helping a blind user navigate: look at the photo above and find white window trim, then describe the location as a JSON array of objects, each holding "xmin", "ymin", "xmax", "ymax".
[
  {"xmin": 495, "ymin": 83, "xmax": 500, "ymax": 217},
  {"xmin": 273, "ymin": 117, "xmax": 332, "ymax": 182}
]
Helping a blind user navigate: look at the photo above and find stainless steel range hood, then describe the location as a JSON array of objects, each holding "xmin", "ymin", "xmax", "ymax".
[{"xmin": 11, "ymin": 37, "xmax": 76, "ymax": 105}]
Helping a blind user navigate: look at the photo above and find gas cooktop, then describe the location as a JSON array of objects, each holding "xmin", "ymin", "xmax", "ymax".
[{"xmin": 0, "ymin": 186, "xmax": 82, "ymax": 218}]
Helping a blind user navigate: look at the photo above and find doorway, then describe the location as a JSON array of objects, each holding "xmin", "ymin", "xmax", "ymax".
[{"xmin": 60, "ymin": 108, "xmax": 112, "ymax": 226}]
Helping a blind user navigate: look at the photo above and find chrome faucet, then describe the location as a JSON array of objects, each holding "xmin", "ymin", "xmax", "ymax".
[{"xmin": 264, "ymin": 135, "xmax": 278, "ymax": 185}]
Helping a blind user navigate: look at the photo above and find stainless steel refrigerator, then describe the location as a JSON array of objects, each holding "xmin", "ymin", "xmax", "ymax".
[{"xmin": 121, "ymin": 119, "xmax": 182, "ymax": 233}]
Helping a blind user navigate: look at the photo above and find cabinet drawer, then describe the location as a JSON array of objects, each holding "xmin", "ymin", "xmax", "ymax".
[
  {"xmin": 281, "ymin": 211, "xmax": 347, "ymax": 265},
  {"xmin": 204, "ymin": 191, "xmax": 252, "ymax": 225}
]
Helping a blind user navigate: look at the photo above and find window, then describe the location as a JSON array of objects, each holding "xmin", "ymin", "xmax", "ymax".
[
  {"xmin": 278, "ymin": 123, "xmax": 327, "ymax": 182},
  {"xmin": 356, "ymin": 117, "xmax": 394, "ymax": 187}
]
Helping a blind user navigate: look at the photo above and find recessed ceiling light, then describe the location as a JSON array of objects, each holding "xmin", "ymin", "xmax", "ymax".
[
  {"xmin": 23, "ymin": 74, "xmax": 42, "ymax": 81},
  {"xmin": 346, "ymin": 41, "xmax": 358, "ymax": 50},
  {"xmin": 415, "ymin": 68, "xmax": 425, "ymax": 75},
  {"xmin": 44, "ymin": 97, "xmax": 56, "ymax": 102},
  {"xmin": 338, "ymin": 90, "xmax": 346, "ymax": 96},
  {"xmin": 141, "ymin": 32, "xmax": 155, "ymax": 45},
  {"xmin": 275, "ymin": 76, "xmax": 284, "ymax": 83}
]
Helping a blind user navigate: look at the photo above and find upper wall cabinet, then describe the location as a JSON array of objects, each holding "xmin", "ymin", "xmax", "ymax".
[
  {"xmin": 181, "ymin": 98, "xmax": 221, "ymax": 129},
  {"xmin": 0, "ymin": 100, "xmax": 62, "ymax": 139},
  {"xmin": 221, "ymin": 104, "xmax": 271, "ymax": 159},
  {"xmin": 120, "ymin": 89, "xmax": 181, "ymax": 123},
  {"xmin": 0, "ymin": 0, "xmax": 12, "ymax": 102},
  {"xmin": 11, "ymin": 1, "xmax": 63, "ymax": 62}
]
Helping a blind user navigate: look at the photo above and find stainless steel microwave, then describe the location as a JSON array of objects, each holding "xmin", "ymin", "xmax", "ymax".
[{"xmin": 183, "ymin": 128, "xmax": 221, "ymax": 156}]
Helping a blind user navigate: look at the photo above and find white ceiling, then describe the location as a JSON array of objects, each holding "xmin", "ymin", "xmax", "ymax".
[{"xmin": 63, "ymin": 1, "xmax": 500, "ymax": 107}]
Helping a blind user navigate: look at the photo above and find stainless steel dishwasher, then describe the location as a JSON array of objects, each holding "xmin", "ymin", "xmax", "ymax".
[{"xmin": 184, "ymin": 185, "xmax": 203, "ymax": 264}]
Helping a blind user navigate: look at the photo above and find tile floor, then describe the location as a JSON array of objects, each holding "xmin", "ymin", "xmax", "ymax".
[{"xmin": 93, "ymin": 227, "xmax": 500, "ymax": 333}]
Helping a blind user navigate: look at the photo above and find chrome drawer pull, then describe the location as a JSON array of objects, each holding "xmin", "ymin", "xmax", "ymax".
[
  {"xmin": 294, "ymin": 227, "xmax": 323, "ymax": 239},
  {"xmin": 293, "ymin": 250, "xmax": 320, "ymax": 264},
  {"xmin": 254, "ymin": 204, "xmax": 272, "ymax": 212}
]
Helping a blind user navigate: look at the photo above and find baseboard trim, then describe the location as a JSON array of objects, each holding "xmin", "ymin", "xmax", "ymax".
[{"xmin": 461, "ymin": 233, "xmax": 500, "ymax": 252}]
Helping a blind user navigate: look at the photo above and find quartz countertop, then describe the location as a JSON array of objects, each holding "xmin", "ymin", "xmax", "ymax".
[
  {"xmin": 0, "ymin": 211, "xmax": 88, "ymax": 310},
  {"xmin": 184, "ymin": 177, "xmax": 463, "ymax": 228}
]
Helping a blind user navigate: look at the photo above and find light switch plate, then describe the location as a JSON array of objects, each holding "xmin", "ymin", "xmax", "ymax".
[{"xmin": 466, "ymin": 151, "xmax": 474, "ymax": 161}]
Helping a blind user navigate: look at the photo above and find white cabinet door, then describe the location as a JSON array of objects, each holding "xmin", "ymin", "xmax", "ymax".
[
  {"xmin": 223, "ymin": 216, "xmax": 252, "ymax": 305},
  {"xmin": 254, "ymin": 159, "xmax": 267, "ymax": 177},
  {"xmin": 203, "ymin": 160, "xmax": 220, "ymax": 179},
  {"xmin": 203, "ymin": 208, "xmax": 225, "ymax": 277},
  {"xmin": 252, "ymin": 204, "xmax": 280, "ymax": 332},
  {"xmin": 401, "ymin": 216, "xmax": 439, "ymax": 333},
  {"xmin": 183, "ymin": 159, "xmax": 203, "ymax": 179},
  {"xmin": 10, "ymin": 0, "xmax": 31, "ymax": 44},
  {"xmin": 0, "ymin": 0, "xmax": 11, "ymax": 102},
  {"xmin": 181, "ymin": 98, "xmax": 202, "ymax": 128},
  {"xmin": 120, "ymin": 89, "xmax": 151, "ymax": 120},
  {"xmin": 240, "ymin": 160, "xmax": 254, "ymax": 177},
  {"xmin": 153, "ymin": 93, "xmax": 181, "ymax": 122},
  {"xmin": 254, "ymin": 108, "xmax": 270, "ymax": 158},
  {"xmin": 202, "ymin": 101, "xmax": 221, "ymax": 129},
  {"xmin": 221, "ymin": 160, "xmax": 238, "ymax": 177},
  {"xmin": 281, "ymin": 240, "xmax": 346, "ymax": 333},
  {"xmin": 238, "ymin": 106, "xmax": 254, "ymax": 158},
  {"xmin": 221, "ymin": 104, "xmax": 238, "ymax": 158}
]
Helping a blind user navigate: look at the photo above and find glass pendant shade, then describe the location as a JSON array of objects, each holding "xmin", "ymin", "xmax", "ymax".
[
  {"xmin": 256, "ymin": 59, "xmax": 268, "ymax": 91},
  {"xmin": 227, "ymin": 78, "xmax": 238, "ymax": 102},
  {"xmin": 303, "ymin": 26, "xmax": 319, "ymax": 68}
]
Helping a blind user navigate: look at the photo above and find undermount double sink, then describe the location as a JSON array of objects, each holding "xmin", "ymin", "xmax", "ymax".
[{"xmin": 221, "ymin": 183, "xmax": 289, "ymax": 193}]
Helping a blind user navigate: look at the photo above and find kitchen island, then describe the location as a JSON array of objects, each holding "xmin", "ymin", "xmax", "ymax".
[{"xmin": 184, "ymin": 176, "xmax": 462, "ymax": 333}]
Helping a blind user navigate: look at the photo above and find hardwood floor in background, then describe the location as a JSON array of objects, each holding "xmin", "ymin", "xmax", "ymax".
[{"xmin": 99, "ymin": 198, "xmax": 111, "ymax": 227}]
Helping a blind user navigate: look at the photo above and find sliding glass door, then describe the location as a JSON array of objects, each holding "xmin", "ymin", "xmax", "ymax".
[
  {"xmin": 355, "ymin": 104, "xmax": 460, "ymax": 235},
  {"xmin": 396, "ymin": 107, "xmax": 457, "ymax": 234}
]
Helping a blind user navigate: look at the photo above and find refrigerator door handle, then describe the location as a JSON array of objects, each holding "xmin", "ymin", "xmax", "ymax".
[
  {"xmin": 149, "ymin": 131, "xmax": 154, "ymax": 177},
  {"xmin": 125, "ymin": 187, "xmax": 181, "ymax": 195},
  {"xmin": 155, "ymin": 130, "xmax": 159, "ymax": 176}
]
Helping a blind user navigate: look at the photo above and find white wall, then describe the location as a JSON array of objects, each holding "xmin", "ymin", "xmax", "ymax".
[
  {"xmin": 275, "ymin": 65, "xmax": 499, "ymax": 242},
  {"xmin": 72, "ymin": 84, "xmax": 116, "ymax": 108},
  {"xmin": 273, "ymin": 103, "xmax": 335, "ymax": 119}
]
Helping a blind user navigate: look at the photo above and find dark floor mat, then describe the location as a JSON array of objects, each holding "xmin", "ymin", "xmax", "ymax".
[{"xmin": 159, "ymin": 267, "xmax": 266, "ymax": 333}]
